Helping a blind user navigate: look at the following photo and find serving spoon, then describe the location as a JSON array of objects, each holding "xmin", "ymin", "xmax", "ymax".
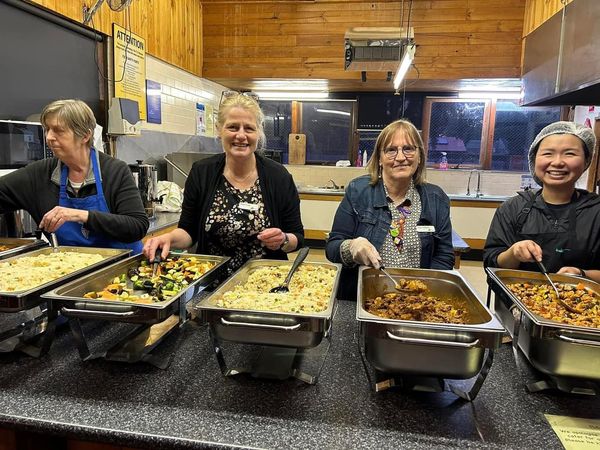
[
  {"xmin": 536, "ymin": 260, "xmax": 579, "ymax": 314},
  {"xmin": 269, "ymin": 246, "xmax": 310, "ymax": 293}
]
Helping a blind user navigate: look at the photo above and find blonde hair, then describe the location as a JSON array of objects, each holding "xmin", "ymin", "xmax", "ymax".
[
  {"xmin": 366, "ymin": 119, "xmax": 427, "ymax": 186},
  {"xmin": 217, "ymin": 93, "xmax": 266, "ymax": 151},
  {"xmin": 40, "ymin": 99, "xmax": 96, "ymax": 147}
]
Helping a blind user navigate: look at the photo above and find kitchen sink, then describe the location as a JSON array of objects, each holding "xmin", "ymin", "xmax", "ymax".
[
  {"xmin": 449, "ymin": 194, "xmax": 508, "ymax": 201},
  {"xmin": 298, "ymin": 186, "xmax": 345, "ymax": 195}
]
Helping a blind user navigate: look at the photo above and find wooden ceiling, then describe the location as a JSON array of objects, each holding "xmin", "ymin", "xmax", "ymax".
[{"xmin": 201, "ymin": 0, "xmax": 527, "ymax": 93}]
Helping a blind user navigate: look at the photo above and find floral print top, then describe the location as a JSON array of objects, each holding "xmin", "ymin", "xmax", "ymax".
[{"xmin": 205, "ymin": 177, "xmax": 271, "ymax": 274}]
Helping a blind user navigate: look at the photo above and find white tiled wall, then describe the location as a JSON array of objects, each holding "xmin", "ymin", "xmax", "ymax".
[{"xmin": 142, "ymin": 55, "xmax": 227, "ymax": 135}]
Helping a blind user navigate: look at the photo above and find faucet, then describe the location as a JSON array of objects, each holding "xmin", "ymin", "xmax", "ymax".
[
  {"xmin": 466, "ymin": 170, "xmax": 482, "ymax": 197},
  {"xmin": 327, "ymin": 179, "xmax": 340, "ymax": 189}
]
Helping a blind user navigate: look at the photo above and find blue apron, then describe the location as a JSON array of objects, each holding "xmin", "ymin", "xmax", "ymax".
[{"xmin": 54, "ymin": 148, "xmax": 143, "ymax": 253}]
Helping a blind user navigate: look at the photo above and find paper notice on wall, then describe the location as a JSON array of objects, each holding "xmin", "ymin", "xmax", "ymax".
[
  {"xmin": 196, "ymin": 103, "xmax": 206, "ymax": 135},
  {"xmin": 204, "ymin": 104, "xmax": 214, "ymax": 137},
  {"xmin": 573, "ymin": 105, "xmax": 599, "ymax": 128},
  {"xmin": 545, "ymin": 414, "xmax": 600, "ymax": 449},
  {"xmin": 113, "ymin": 23, "xmax": 147, "ymax": 121}
]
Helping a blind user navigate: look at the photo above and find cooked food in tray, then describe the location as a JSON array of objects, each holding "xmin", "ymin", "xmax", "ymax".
[
  {"xmin": 83, "ymin": 256, "xmax": 215, "ymax": 304},
  {"xmin": 0, "ymin": 245, "xmax": 10, "ymax": 252},
  {"xmin": 395, "ymin": 278, "xmax": 428, "ymax": 293},
  {"xmin": 214, "ymin": 265, "xmax": 336, "ymax": 313},
  {"xmin": 0, "ymin": 251, "xmax": 104, "ymax": 292},
  {"xmin": 507, "ymin": 282, "xmax": 600, "ymax": 328},
  {"xmin": 365, "ymin": 292, "xmax": 466, "ymax": 324}
]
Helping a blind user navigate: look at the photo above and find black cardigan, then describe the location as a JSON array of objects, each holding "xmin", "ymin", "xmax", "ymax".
[{"xmin": 178, "ymin": 153, "xmax": 304, "ymax": 259}]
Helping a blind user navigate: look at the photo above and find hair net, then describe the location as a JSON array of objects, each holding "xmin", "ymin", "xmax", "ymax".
[{"xmin": 528, "ymin": 121, "xmax": 596, "ymax": 185}]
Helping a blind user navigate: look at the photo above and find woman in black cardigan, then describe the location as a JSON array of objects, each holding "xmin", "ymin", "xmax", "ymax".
[{"xmin": 143, "ymin": 93, "xmax": 304, "ymax": 274}]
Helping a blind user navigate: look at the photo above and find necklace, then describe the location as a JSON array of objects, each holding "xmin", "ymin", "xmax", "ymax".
[{"xmin": 224, "ymin": 166, "xmax": 257, "ymax": 187}]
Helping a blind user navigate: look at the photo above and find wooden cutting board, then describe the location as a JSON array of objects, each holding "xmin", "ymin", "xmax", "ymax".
[{"xmin": 288, "ymin": 133, "xmax": 306, "ymax": 164}]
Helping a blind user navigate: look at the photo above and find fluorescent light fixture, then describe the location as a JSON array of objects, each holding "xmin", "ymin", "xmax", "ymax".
[
  {"xmin": 458, "ymin": 91, "xmax": 522, "ymax": 99},
  {"xmin": 393, "ymin": 43, "xmax": 416, "ymax": 90},
  {"xmin": 253, "ymin": 79, "xmax": 329, "ymax": 91},
  {"xmin": 315, "ymin": 108, "xmax": 350, "ymax": 116},
  {"xmin": 254, "ymin": 91, "xmax": 329, "ymax": 100}
]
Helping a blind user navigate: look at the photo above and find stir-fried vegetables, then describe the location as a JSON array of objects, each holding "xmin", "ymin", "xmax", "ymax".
[{"xmin": 84, "ymin": 256, "xmax": 214, "ymax": 304}]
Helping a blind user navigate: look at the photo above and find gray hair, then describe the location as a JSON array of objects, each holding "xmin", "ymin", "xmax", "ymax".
[{"xmin": 40, "ymin": 99, "xmax": 96, "ymax": 147}]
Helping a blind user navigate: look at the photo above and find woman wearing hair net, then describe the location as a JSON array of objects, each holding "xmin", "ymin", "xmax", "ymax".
[{"xmin": 484, "ymin": 121, "xmax": 600, "ymax": 283}]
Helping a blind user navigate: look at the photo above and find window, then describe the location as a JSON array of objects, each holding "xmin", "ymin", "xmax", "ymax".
[
  {"xmin": 422, "ymin": 98, "xmax": 561, "ymax": 171},
  {"xmin": 261, "ymin": 100, "xmax": 356, "ymax": 164}
]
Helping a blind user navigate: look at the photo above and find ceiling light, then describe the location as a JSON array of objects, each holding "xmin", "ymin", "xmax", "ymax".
[
  {"xmin": 315, "ymin": 108, "xmax": 351, "ymax": 116},
  {"xmin": 393, "ymin": 43, "xmax": 416, "ymax": 90},
  {"xmin": 458, "ymin": 91, "xmax": 522, "ymax": 99},
  {"xmin": 254, "ymin": 91, "xmax": 329, "ymax": 100}
]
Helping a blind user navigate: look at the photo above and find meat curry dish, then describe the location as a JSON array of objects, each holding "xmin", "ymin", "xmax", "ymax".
[
  {"xmin": 365, "ymin": 278, "xmax": 467, "ymax": 324},
  {"xmin": 507, "ymin": 282, "xmax": 600, "ymax": 328}
]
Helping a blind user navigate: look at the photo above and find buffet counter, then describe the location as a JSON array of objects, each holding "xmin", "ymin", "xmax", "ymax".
[{"xmin": 1, "ymin": 300, "xmax": 597, "ymax": 449}]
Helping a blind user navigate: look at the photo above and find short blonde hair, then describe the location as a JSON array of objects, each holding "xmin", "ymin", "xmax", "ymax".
[
  {"xmin": 365, "ymin": 119, "xmax": 427, "ymax": 186},
  {"xmin": 217, "ymin": 93, "xmax": 266, "ymax": 151},
  {"xmin": 40, "ymin": 99, "xmax": 96, "ymax": 147}
]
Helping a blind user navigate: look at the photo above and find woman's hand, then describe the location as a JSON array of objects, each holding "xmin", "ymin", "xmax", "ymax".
[
  {"xmin": 349, "ymin": 237, "xmax": 382, "ymax": 269},
  {"xmin": 39, "ymin": 206, "xmax": 89, "ymax": 232},
  {"xmin": 143, "ymin": 235, "xmax": 172, "ymax": 260},
  {"xmin": 557, "ymin": 266, "xmax": 582, "ymax": 276},
  {"xmin": 257, "ymin": 228, "xmax": 286, "ymax": 251}
]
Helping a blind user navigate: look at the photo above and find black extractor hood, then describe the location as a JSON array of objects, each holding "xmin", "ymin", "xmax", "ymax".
[{"xmin": 522, "ymin": 0, "xmax": 600, "ymax": 106}]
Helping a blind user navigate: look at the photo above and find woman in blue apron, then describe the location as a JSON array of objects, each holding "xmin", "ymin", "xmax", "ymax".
[
  {"xmin": 0, "ymin": 99, "xmax": 148, "ymax": 252},
  {"xmin": 484, "ymin": 121, "xmax": 600, "ymax": 283}
]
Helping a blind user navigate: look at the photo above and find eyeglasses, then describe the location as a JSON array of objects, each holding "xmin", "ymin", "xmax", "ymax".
[
  {"xmin": 219, "ymin": 90, "xmax": 260, "ymax": 106},
  {"xmin": 383, "ymin": 145, "xmax": 419, "ymax": 159}
]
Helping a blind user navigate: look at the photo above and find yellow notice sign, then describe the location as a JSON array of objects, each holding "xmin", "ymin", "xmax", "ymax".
[
  {"xmin": 113, "ymin": 23, "xmax": 146, "ymax": 120},
  {"xmin": 545, "ymin": 414, "xmax": 600, "ymax": 449}
]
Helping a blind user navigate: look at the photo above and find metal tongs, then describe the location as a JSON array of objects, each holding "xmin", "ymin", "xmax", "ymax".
[
  {"xmin": 151, "ymin": 251, "xmax": 161, "ymax": 278},
  {"xmin": 536, "ymin": 260, "xmax": 579, "ymax": 314}
]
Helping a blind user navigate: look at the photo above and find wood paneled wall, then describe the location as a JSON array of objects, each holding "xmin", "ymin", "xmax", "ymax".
[
  {"xmin": 523, "ymin": 0, "xmax": 572, "ymax": 36},
  {"xmin": 201, "ymin": 0, "xmax": 526, "ymax": 92},
  {"xmin": 29, "ymin": 0, "xmax": 203, "ymax": 75}
]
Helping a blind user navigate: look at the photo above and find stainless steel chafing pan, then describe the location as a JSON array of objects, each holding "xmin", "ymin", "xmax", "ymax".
[
  {"xmin": 197, "ymin": 259, "xmax": 341, "ymax": 348},
  {"xmin": 486, "ymin": 268, "xmax": 600, "ymax": 381},
  {"xmin": 42, "ymin": 253, "xmax": 228, "ymax": 324},
  {"xmin": 358, "ymin": 267, "xmax": 504, "ymax": 378},
  {"xmin": 0, "ymin": 246, "xmax": 130, "ymax": 313},
  {"xmin": 0, "ymin": 237, "xmax": 47, "ymax": 260}
]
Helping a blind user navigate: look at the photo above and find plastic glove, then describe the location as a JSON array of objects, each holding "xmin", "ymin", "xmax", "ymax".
[{"xmin": 349, "ymin": 237, "xmax": 382, "ymax": 268}]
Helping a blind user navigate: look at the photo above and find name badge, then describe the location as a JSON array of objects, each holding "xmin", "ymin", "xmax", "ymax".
[
  {"xmin": 239, "ymin": 202, "xmax": 259, "ymax": 212},
  {"xmin": 416, "ymin": 225, "xmax": 435, "ymax": 233}
]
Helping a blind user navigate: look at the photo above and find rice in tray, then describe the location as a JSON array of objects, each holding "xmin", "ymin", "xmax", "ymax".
[
  {"xmin": 215, "ymin": 265, "xmax": 336, "ymax": 313},
  {"xmin": 0, "ymin": 251, "xmax": 104, "ymax": 292}
]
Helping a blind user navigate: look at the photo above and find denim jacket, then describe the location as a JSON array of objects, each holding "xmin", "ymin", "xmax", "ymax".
[{"xmin": 325, "ymin": 175, "xmax": 454, "ymax": 300}]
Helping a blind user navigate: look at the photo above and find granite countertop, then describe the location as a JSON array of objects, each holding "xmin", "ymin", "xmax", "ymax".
[
  {"xmin": 1, "ymin": 300, "xmax": 597, "ymax": 449},
  {"xmin": 147, "ymin": 211, "xmax": 181, "ymax": 234}
]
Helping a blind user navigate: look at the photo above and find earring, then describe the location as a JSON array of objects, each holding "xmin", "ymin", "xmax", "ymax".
[{"xmin": 378, "ymin": 165, "xmax": 382, "ymax": 179}]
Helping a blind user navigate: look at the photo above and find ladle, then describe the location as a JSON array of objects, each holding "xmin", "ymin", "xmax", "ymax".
[{"xmin": 536, "ymin": 260, "xmax": 579, "ymax": 314}]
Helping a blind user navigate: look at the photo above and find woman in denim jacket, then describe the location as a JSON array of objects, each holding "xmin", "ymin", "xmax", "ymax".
[{"xmin": 326, "ymin": 119, "xmax": 454, "ymax": 300}]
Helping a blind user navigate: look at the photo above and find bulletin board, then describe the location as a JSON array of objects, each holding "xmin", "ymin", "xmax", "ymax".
[{"xmin": 0, "ymin": 0, "xmax": 105, "ymax": 124}]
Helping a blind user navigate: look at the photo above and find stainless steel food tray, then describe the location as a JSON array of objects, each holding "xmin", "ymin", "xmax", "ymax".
[
  {"xmin": 43, "ymin": 253, "xmax": 229, "ymax": 324},
  {"xmin": 0, "ymin": 237, "xmax": 47, "ymax": 260},
  {"xmin": 0, "ymin": 246, "xmax": 130, "ymax": 312},
  {"xmin": 486, "ymin": 267, "xmax": 600, "ymax": 381},
  {"xmin": 358, "ymin": 267, "xmax": 504, "ymax": 379},
  {"xmin": 197, "ymin": 259, "xmax": 341, "ymax": 348}
]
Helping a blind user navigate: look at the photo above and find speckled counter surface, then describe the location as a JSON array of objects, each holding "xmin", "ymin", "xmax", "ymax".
[
  {"xmin": 147, "ymin": 211, "xmax": 181, "ymax": 234},
  {"xmin": 0, "ymin": 300, "xmax": 598, "ymax": 450}
]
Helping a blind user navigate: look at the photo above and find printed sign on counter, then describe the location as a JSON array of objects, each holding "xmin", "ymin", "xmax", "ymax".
[
  {"xmin": 545, "ymin": 414, "xmax": 600, "ymax": 449},
  {"xmin": 113, "ymin": 23, "xmax": 147, "ymax": 121}
]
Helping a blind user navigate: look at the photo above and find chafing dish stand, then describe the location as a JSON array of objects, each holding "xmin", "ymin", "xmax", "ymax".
[
  {"xmin": 207, "ymin": 307, "xmax": 336, "ymax": 385},
  {"xmin": 44, "ymin": 253, "xmax": 228, "ymax": 369},
  {"xmin": 357, "ymin": 325, "xmax": 494, "ymax": 401},
  {"xmin": 64, "ymin": 296, "xmax": 190, "ymax": 370},
  {"xmin": 0, "ymin": 305, "xmax": 57, "ymax": 357},
  {"xmin": 486, "ymin": 268, "xmax": 600, "ymax": 396}
]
